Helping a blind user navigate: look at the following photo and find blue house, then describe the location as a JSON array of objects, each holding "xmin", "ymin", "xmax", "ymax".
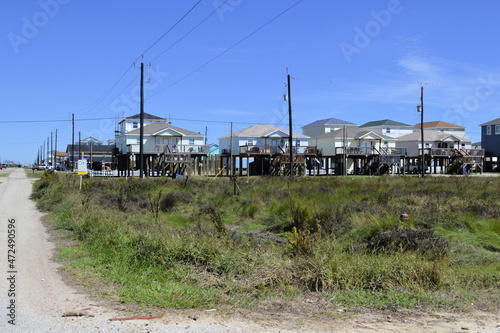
[
  {"xmin": 480, "ymin": 118, "xmax": 500, "ymax": 171},
  {"xmin": 480, "ymin": 118, "xmax": 500, "ymax": 156}
]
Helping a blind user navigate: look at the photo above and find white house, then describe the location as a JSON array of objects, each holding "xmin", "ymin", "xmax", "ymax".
[
  {"xmin": 358, "ymin": 119, "xmax": 413, "ymax": 138},
  {"xmin": 397, "ymin": 130, "xmax": 472, "ymax": 157},
  {"xmin": 314, "ymin": 127, "xmax": 397, "ymax": 156},
  {"xmin": 118, "ymin": 112, "xmax": 167, "ymax": 134},
  {"xmin": 413, "ymin": 121, "xmax": 466, "ymax": 137},
  {"xmin": 116, "ymin": 123, "xmax": 205, "ymax": 155},
  {"xmin": 218, "ymin": 124, "xmax": 310, "ymax": 156},
  {"xmin": 302, "ymin": 117, "xmax": 357, "ymax": 138}
]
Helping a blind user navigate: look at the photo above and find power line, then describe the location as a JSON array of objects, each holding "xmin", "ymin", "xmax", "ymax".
[
  {"xmin": 138, "ymin": 0, "xmax": 203, "ymax": 60},
  {"xmin": 150, "ymin": 0, "xmax": 230, "ymax": 62},
  {"xmin": 147, "ymin": 0, "xmax": 306, "ymax": 101}
]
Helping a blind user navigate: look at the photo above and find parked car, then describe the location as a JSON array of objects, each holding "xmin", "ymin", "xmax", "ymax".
[{"xmin": 406, "ymin": 163, "xmax": 429, "ymax": 174}]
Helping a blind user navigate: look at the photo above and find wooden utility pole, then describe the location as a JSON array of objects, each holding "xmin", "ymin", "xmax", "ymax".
[
  {"xmin": 55, "ymin": 129, "xmax": 57, "ymax": 168},
  {"xmin": 79, "ymin": 132, "xmax": 81, "ymax": 161},
  {"xmin": 50, "ymin": 132, "xmax": 53, "ymax": 166},
  {"xmin": 419, "ymin": 86, "xmax": 425, "ymax": 177},
  {"xmin": 71, "ymin": 113, "xmax": 74, "ymax": 172},
  {"xmin": 230, "ymin": 122, "xmax": 233, "ymax": 177},
  {"xmin": 287, "ymin": 74, "xmax": 294, "ymax": 179},
  {"xmin": 139, "ymin": 61, "xmax": 145, "ymax": 178},
  {"xmin": 136, "ymin": 57, "xmax": 151, "ymax": 179}
]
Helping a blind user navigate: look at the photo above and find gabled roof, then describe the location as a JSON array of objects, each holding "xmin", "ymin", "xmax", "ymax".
[
  {"xmin": 124, "ymin": 123, "xmax": 202, "ymax": 137},
  {"xmin": 119, "ymin": 112, "xmax": 166, "ymax": 123},
  {"xmin": 219, "ymin": 124, "xmax": 308, "ymax": 139},
  {"xmin": 480, "ymin": 117, "xmax": 500, "ymax": 126},
  {"xmin": 397, "ymin": 130, "xmax": 471, "ymax": 143},
  {"xmin": 302, "ymin": 118, "xmax": 357, "ymax": 128},
  {"xmin": 314, "ymin": 127, "xmax": 395, "ymax": 140},
  {"xmin": 413, "ymin": 121, "xmax": 465, "ymax": 129},
  {"xmin": 359, "ymin": 119, "xmax": 412, "ymax": 128}
]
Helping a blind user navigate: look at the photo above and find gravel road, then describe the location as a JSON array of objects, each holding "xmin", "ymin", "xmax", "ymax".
[{"xmin": 0, "ymin": 168, "xmax": 498, "ymax": 332}]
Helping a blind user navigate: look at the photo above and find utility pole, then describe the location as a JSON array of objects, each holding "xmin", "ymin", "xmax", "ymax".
[
  {"xmin": 230, "ymin": 122, "xmax": 233, "ymax": 177},
  {"xmin": 135, "ymin": 56, "xmax": 151, "ymax": 179},
  {"xmin": 71, "ymin": 113, "xmax": 75, "ymax": 172},
  {"xmin": 47, "ymin": 137, "xmax": 49, "ymax": 166},
  {"xmin": 79, "ymin": 132, "xmax": 81, "ymax": 161},
  {"xmin": 418, "ymin": 85, "xmax": 425, "ymax": 177},
  {"xmin": 287, "ymin": 73, "xmax": 294, "ymax": 179},
  {"xmin": 51, "ymin": 132, "xmax": 53, "ymax": 166},
  {"xmin": 55, "ymin": 129, "xmax": 57, "ymax": 168}
]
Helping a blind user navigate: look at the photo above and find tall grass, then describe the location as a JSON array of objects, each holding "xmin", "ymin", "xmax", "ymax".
[{"xmin": 32, "ymin": 173, "xmax": 500, "ymax": 310}]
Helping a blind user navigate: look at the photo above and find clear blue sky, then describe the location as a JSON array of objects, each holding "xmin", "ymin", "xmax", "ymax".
[{"xmin": 2, "ymin": 0, "xmax": 500, "ymax": 164}]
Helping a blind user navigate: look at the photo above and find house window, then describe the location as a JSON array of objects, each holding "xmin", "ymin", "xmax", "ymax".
[
  {"xmin": 384, "ymin": 141, "xmax": 389, "ymax": 147},
  {"xmin": 461, "ymin": 143, "xmax": 466, "ymax": 148},
  {"xmin": 425, "ymin": 142, "xmax": 430, "ymax": 148},
  {"xmin": 136, "ymin": 138, "xmax": 140, "ymax": 144},
  {"xmin": 386, "ymin": 128, "xmax": 391, "ymax": 134},
  {"xmin": 133, "ymin": 122, "xmax": 138, "ymax": 129},
  {"xmin": 155, "ymin": 137, "xmax": 161, "ymax": 144},
  {"xmin": 496, "ymin": 125, "xmax": 500, "ymax": 134},
  {"xmin": 487, "ymin": 126, "xmax": 491, "ymax": 135},
  {"xmin": 370, "ymin": 141, "xmax": 375, "ymax": 147},
  {"xmin": 296, "ymin": 139, "xmax": 301, "ymax": 146},
  {"xmin": 189, "ymin": 138, "xmax": 195, "ymax": 145},
  {"xmin": 247, "ymin": 139, "xmax": 254, "ymax": 145},
  {"xmin": 356, "ymin": 140, "xmax": 361, "ymax": 147}
]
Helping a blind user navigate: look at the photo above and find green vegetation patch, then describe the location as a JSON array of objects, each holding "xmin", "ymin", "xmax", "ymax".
[{"xmin": 32, "ymin": 173, "xmax": 500, "ymax": 311}]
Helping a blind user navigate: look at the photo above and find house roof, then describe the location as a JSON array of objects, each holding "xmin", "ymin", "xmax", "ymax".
[
  {"xmin": 125, "ymin": 123, "xmax": 202, "ymax": 137},
  {"xmin": 219, "ymin": 124, "xmax": 309, "ymax": 139},
  {"xmin": 359, "ymin": 119, "xmax": 412, "ymax": 128},
  {"xmin": 413, "ymin": 121, "xmax": 465, "ymax": 130},
  {"xmin": 397, "ymin": 130, "xmax": 471, "ymax": 143},
  {"xmin": 66, "ymin": 144, "xmax": 115, "ymax": 153},
  {"xmin": 302, "ymin": 117, "xmax": 357, "ymax": 128},
  {"xmin": 314, "ymin": 127, "xmax": 395, "ymax": 140},
  {"xmin": 118, "ymin": 112, "xmax": 166, "ymax": 123},
  {"xmin": 480, "ymin": 117, "xmax": 500, "ymax": 126}
]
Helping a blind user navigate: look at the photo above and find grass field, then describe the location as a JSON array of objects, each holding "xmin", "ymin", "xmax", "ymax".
[{"xmin": 32, "ymin": 172, "xmax": 500, "ymax": 312}]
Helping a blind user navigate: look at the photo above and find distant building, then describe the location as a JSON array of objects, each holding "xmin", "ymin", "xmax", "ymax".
[
  {"xmin": 413, "ymin": 121, "xmax": 466, "ymax": 137},
  {"xmin": 359, "ymin": 119, "xmax": 413, "ymax": 138},
  {"xmin": 118, "ymin": 112, "xmax": 167, "ymax": 134},
  {"xmin": 78, "ymin": 136, "xmax": 103, "ymax": 145},
  {"xmin": 302, "ymin": 118, "xmax": 357, "ymax": 138}
]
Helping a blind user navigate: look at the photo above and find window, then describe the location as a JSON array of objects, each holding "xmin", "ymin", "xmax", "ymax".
[
  {"xmin": 136, "ymin": 138, "xmax": 140, "ymax": 144},
  {"xmin": 155, "ymin": 137, "xmax": 161, "ymax": 144},
  {"xmin": 425, "ymin": 142, "xmax": 430, "ymax": 148},
  {"xmin": 487, "ymin": 126, "xmax": 492, "ymax": 135},
  {"xmin": 247, "ymin": 139, "xmax": 254, "ymax": 145},
  {"xmin": 386, "ymin": 128, "xmax": 391, "ymax": 134},
  {"xmin": 370, "ymin": 140, "xmax": 375, "ymax": 147},
  {"xmin": 384, "ymin": 141, "xmax": 389, "ymax": 147},
  {"xmin": 356, "ymin": 140, "xmax": 361, "ymax": 147},
  {"xmin": 496, "ymin": 125, "xmax": 500, "ymax": 135},
  {"xmin": 296, "ymin": 139, "xmax": 301, "ymax": 146},
  {"xmin": 133, "ymin": 122, "xmax": 138, "ymax": 129},
  {"xmin": 189, "ymin": 138, "xmax": 195, "ymax": 145}
]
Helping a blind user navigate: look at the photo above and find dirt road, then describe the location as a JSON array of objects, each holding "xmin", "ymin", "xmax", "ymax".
[{"xmin": 0, "ymin": 168, "xmax": 498, "ymax": 332}]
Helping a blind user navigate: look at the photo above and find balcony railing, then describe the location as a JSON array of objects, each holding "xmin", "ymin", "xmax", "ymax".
[
  {"xmin": 429, "ymin": 148, "xmax": 485, "ymax": 157},
  {"xmin": 127, "ymin": 144, "xmax": 210, "ymax": 155},
  {"xmin": 239, "ymin": 145, "xmax": 317, "ymax": 155}
]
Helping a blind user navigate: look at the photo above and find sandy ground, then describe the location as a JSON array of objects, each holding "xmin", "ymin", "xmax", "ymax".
[{"xmin": 0, "ymin": 168, "xmax": 498, "ymax": 332}]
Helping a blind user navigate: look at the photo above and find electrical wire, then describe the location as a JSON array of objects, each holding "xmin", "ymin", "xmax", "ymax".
[
  {"xmin": 138, "ymin": 0, "xmax": 203, "ymax": 60},
  {"xmin": 150, "ymin": 0, "xmax": 230, "ymax": 62},
  {"xmin": 146, "ymin": 0, "xmax": 305, "ymax": 101}
]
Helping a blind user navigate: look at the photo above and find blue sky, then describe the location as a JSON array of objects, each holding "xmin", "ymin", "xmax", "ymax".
[{"xmin": 2, "ymin": 0, "xmax": 500, "ymax": 164}]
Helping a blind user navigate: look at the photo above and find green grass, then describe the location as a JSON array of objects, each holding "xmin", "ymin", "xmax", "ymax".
[{"xmin": 32, "ymin": 172, "xmax": 500, "ymax": 311}]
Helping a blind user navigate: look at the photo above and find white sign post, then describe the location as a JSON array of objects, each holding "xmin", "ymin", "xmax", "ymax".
[{"xmin": 78, "ymin": 159, "xmax": 87, "ymax": 191}]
